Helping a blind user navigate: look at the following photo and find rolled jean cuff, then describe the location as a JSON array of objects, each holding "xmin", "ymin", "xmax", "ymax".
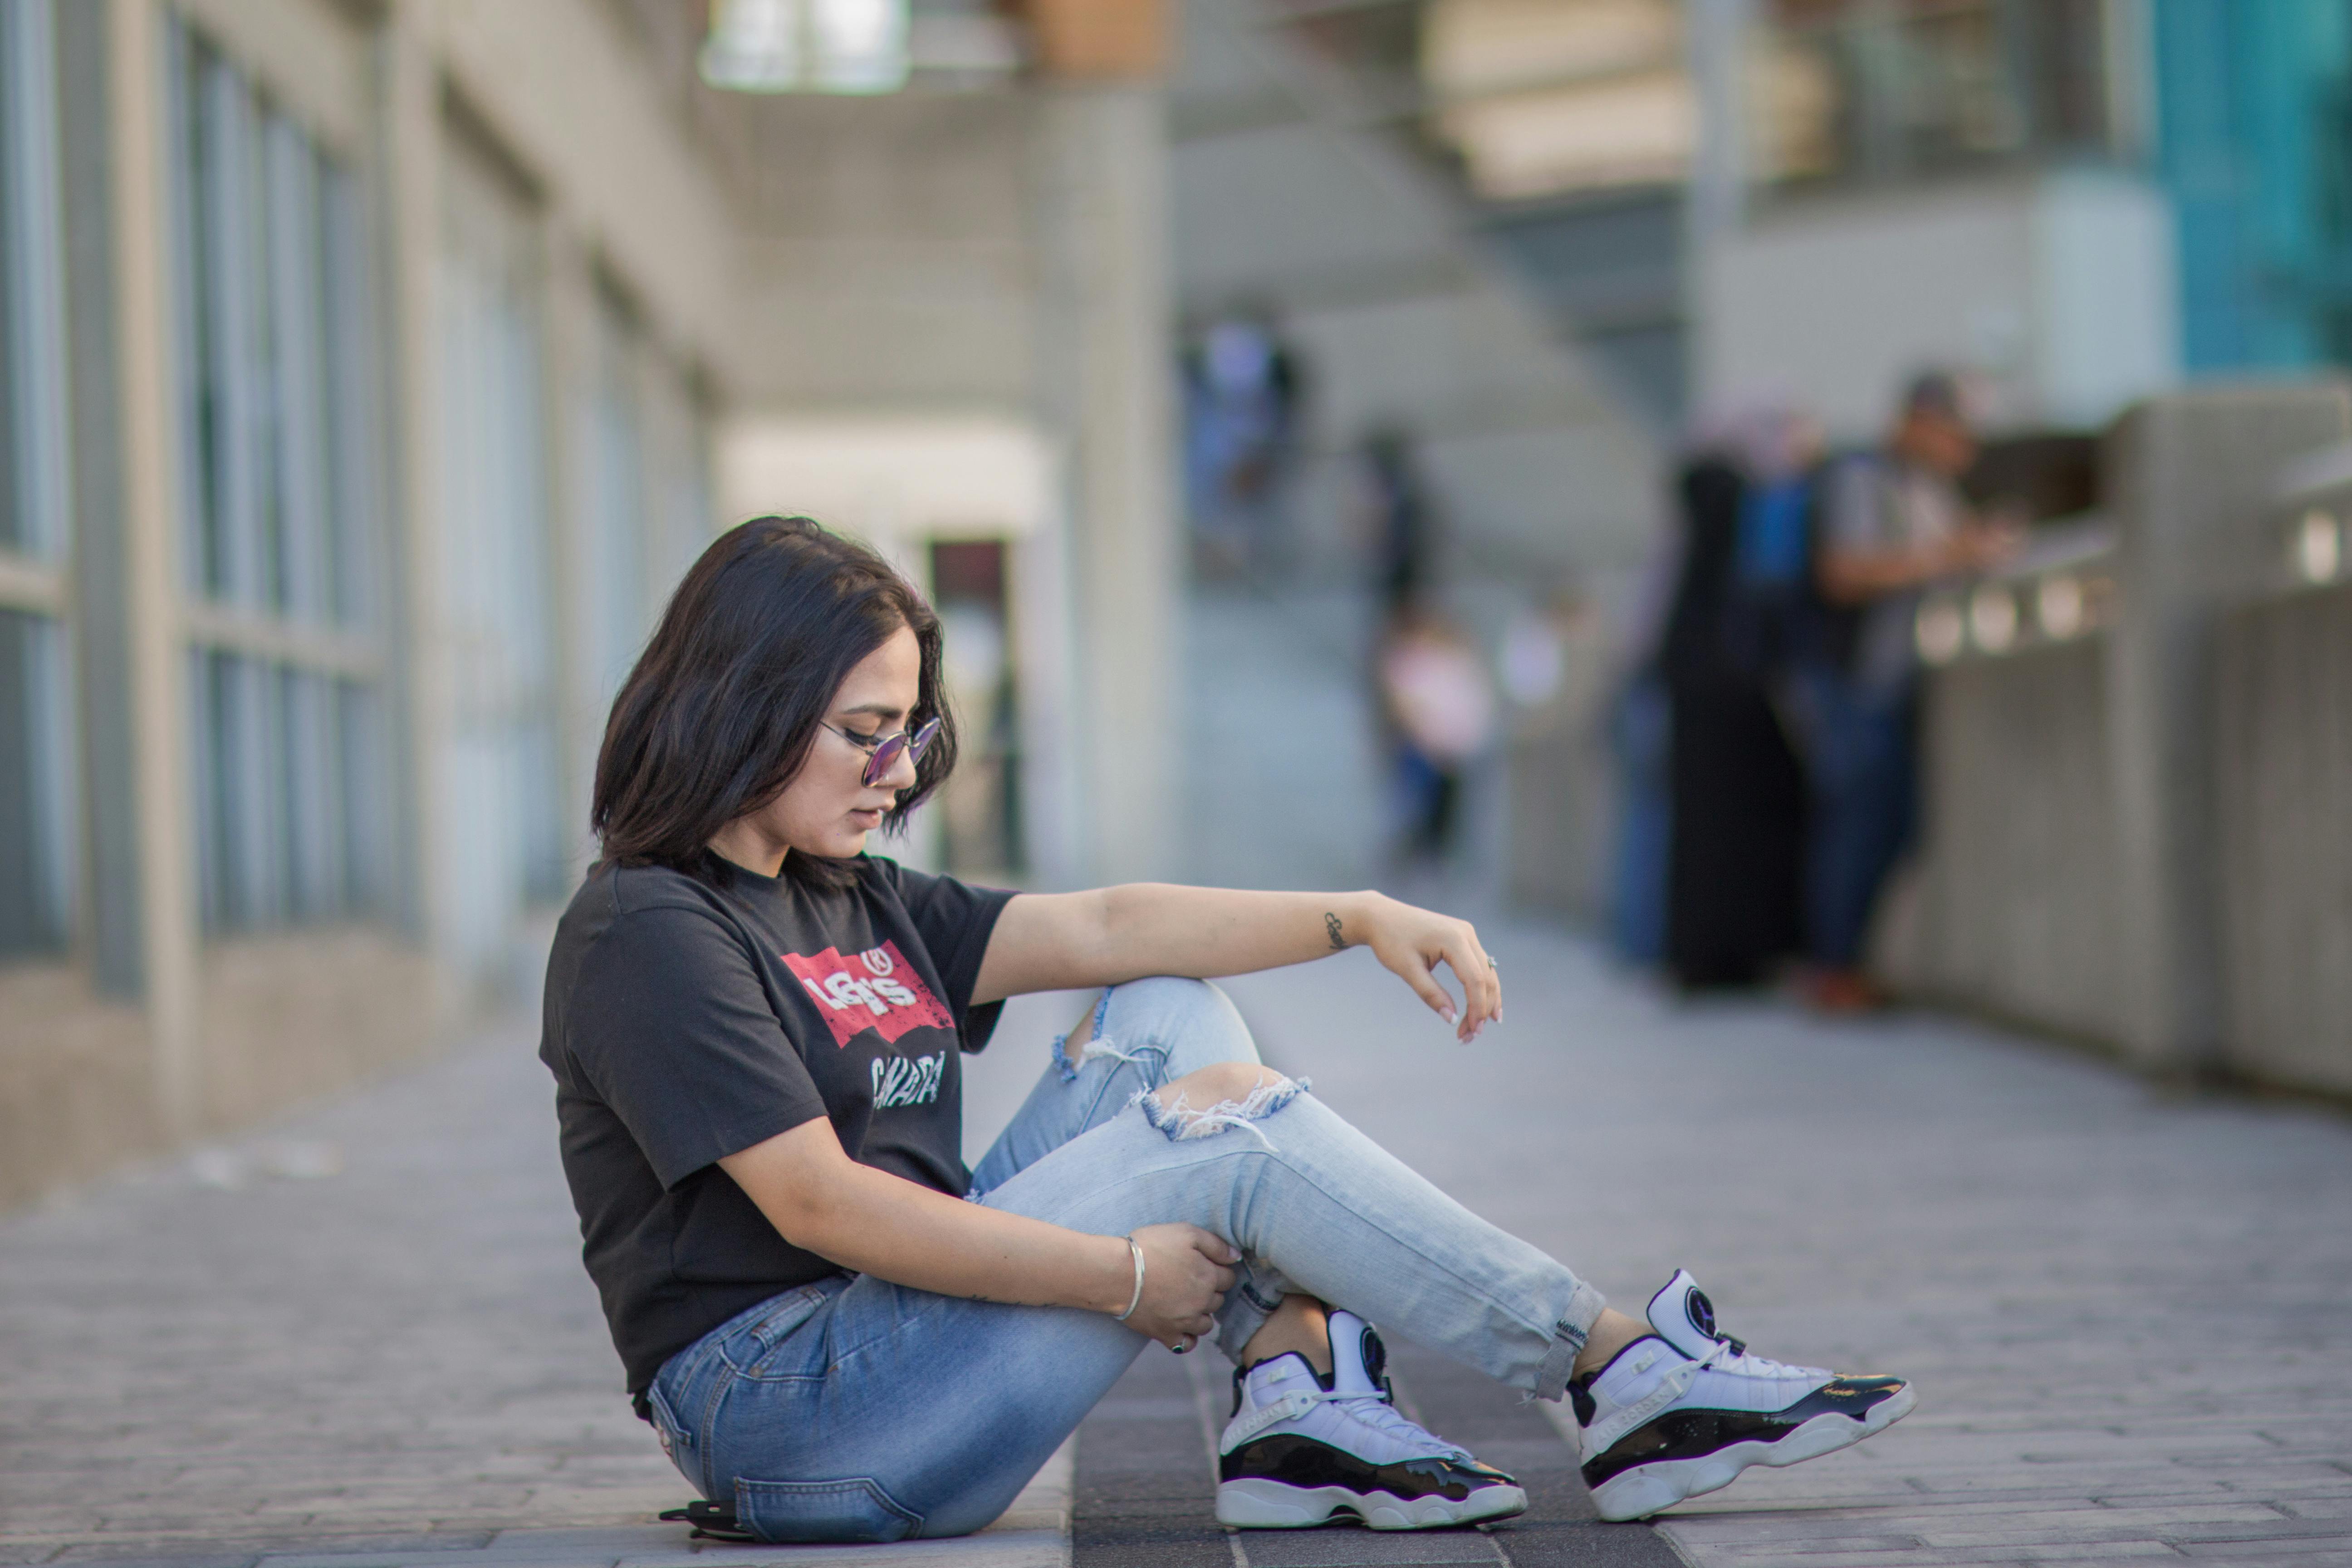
[{"xmin": 1531, "ymin": 1280, "xmax": 1609, "ymax": 1403}]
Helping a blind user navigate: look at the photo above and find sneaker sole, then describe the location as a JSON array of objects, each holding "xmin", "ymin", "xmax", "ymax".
[
  {"xmin": 1589, "ymin": 1381, "xmax": 1916, "ymax": 1523},
  {"xmin": 1216, "ymin": 1477, "xmax": 1529, "ymax": 1531}
]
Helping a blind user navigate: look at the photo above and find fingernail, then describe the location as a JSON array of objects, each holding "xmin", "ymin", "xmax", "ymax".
[{"xmin": 1442, "ymin": 1008, "xmax": 1457, "ymax": 1024}]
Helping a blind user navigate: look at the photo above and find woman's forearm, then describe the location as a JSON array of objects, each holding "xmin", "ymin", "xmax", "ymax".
[
  {"xmin": 973, "ymin": 884, "xmax": 1497, "ymax": 1040},
  {"xmin": 723, "ymin": 1127, "xmax": 1134, "ymax": 1311},
  {"xmin": 1096, "ymin": 884, "xmax": 1379, "ymax": 982}
]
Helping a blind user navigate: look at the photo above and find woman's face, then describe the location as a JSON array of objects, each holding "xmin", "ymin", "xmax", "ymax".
[{"xmin": 734, "ymin": 624, "xmax": 925, "ymax": 865}]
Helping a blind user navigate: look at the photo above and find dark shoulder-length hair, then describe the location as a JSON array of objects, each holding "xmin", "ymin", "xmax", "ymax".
[{"xmin": 591, "ymin": 515, "xmax": 957, "ymax": 888}]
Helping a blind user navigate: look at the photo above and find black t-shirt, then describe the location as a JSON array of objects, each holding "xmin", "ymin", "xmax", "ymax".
[{"xmin": 539, "ymin": 852, "xmax": 1016, "ymax": 1402}]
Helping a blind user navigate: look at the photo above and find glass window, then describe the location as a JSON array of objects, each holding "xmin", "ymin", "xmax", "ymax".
[
  {"xmin": 1759, "ymin": 0, "xmax": 2120, "ymax": 189},
  {"xmin": 437, "ymin": 127, "xmax": 564, "ymax": 971},
  {"xmin": 0, "ymin": 0, "xmax": 74, "ymax": 962},
  {"xmin": 167, "ymin": 17, "xmax": 386, "ymax": 936},
  {"xmin": 582, "ymin": 283, "xmax": 648, "ymax": 709},
  {"xmin": 639, "ymin": 346, "xmax": 715, "ymax": 608},
  {"xmin": 0, "ymin": 609, "xmax": 70, "ymax": 954}
]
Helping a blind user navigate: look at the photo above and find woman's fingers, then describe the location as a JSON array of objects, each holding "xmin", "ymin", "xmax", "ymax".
[
  {"xmin": 1458, "ymin": 931, "xmax": 1501, "ymax": 1033},
  {"xmin": 1394, "ymin": 952, "xmax": 1460, "ymax": 1026},
  {"xmin": 1438, "ymin": 921, "xmax": 1499, "ymax": 1037},
  {"xmin": 1369, "ymin": 906, "xmax": 1504, "ymax": 1039}
]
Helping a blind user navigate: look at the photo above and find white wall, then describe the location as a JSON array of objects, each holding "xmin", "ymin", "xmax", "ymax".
[{"xmin": 1696, "ymin": 168, "xmax": 2180, "ymax": 439}]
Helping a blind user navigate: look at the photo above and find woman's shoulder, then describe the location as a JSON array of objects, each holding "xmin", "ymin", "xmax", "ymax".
[{"xmin": 556, "ymin": 861, "xmax": 745, "ymax": 951}]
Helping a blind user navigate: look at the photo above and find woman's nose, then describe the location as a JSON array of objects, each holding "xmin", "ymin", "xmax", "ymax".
[{"xmin": 878, "ymin": 743, "xmax": 921, "ymax": 791}]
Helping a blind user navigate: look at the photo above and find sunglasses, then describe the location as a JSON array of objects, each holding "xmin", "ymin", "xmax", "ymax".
[{"xmin": 823, "ymin": 714, "xmax": 942, "ymax": 788}]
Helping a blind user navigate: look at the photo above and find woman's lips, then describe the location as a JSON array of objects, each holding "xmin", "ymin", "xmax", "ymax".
[{"xmin": 848, "ymin": 807, "xmax": 886, "ymax": 828}]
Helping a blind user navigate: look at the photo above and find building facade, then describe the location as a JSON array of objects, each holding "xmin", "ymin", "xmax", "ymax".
[{"xmin": 0, "ymin": 0, "xmax": 1178, "ymax": 1209}]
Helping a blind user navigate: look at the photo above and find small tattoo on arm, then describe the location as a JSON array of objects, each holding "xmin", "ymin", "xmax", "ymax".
[{"xmin": 1325, "ymin": 912, "xmax": 1345, "ymax": 951}]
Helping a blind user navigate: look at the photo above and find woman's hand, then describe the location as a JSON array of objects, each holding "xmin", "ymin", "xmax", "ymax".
[
  {"xmin": 1122, "ymin": 1222, "xmax": 1240, "ymax": 1350},
  {"xmin": 1353, "ymin": 894, "xmax": 1502, "ymax": 1042}
]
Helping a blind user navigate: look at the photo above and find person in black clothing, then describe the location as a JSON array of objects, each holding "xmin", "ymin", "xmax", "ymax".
[{"xmin": 1657, "ymin": 448, "xmax": 1808, "ymax": 990}]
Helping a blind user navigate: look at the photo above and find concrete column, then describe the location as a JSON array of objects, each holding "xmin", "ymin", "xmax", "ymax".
[
  {"xmin": 105, "ymin": 0, "xmax": 200, "ymax": 1132},
  {"xmin": 539, "ymin": 222, "xmax": 601, "ymax": 886},
  {"xmin": 1685, "ymin": 0, "xmax": 1751, "ymax": 247},
  {"xmin": 2102, "ymin": 383, "xmax": 2352, "ymax": 1072},
  {"xmin": 378, "ymin": 4, "xmax": 459, "ymax": 1022},
  {"xmin": 1032, "ymin": 85, "xmax": 1177, "ymax": 887}
]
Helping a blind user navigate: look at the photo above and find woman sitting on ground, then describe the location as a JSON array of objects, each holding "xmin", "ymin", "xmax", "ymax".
[{"xmin": 540, "ymin": 516, "xmax": 1913, "ymax": 1544}]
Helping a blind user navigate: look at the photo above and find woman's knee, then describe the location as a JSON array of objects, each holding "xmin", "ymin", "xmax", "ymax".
[
  {"xmin": 1161, "ymin": 1059, "xmax": 1286, "ymax": 1108},
  {"xmin": 1096, "ymin": 976, "xmax": 1260, "ymax": 1074}
]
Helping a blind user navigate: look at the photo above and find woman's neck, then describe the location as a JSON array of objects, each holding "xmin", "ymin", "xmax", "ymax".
[{"xmin": 706, "ymin": 820, "xmax": 789, "ymax": 879}]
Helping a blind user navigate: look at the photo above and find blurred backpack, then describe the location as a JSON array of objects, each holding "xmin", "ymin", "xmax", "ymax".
[
  {"xmin": 1720, "ymin": 470, "xmax": 1814, "ymax": 681},
  {"xmin": 1720, "ymin": 454, "xmax": 1870, "ymax": 681}
]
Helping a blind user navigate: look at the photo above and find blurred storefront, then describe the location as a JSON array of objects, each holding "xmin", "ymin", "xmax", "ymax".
[{"xmin": 0, "ymin": 0, "xmax": 1178, "ymax": 1207}]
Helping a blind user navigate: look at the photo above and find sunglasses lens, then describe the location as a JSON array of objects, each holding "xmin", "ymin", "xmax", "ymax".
[
  {"xmin": 907, "ymin": 716, "xmax": 941, "ymax": 761},
  {"xmin": 862, "ymin": 735, "xmax": 905, "ymax": 788}
]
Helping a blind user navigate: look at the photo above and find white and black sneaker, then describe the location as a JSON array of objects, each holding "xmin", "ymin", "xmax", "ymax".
[
  {"xmin": 1572, "ymin": 1270, "xmax": 1915, "ymax": 1522},
  {"xmin": 1215, "ymin": 1309, "xmax": 1527, "ymax": 1530}
]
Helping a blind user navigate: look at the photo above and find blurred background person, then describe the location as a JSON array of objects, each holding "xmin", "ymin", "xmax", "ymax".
[
  {"xmin": 1799, "ymin": 372, "xmax": 2021, "ymax": 1012},
  {"xmin": 1376, "ymin": 597, "xmax": 1496, "ymax": 873},
  {"xmin": 1182, "ymin": 314, "xmax": 1306, "ymax": 581},
  {"xmin": 1359, "ymin": 427, "xmax": 1437, "ymax": 609},
  {"xmin": 1656, "ymin": 409, "xmax": 1817, "ymax": 992}
]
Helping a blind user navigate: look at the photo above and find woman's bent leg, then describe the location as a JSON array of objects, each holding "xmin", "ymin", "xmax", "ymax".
[
  {"xmin": 983, "ymin": 1080, "xmax": 1605, "ymax": 1402},
  {"xmin": 654, "ymin": 1276, "xmax": 1147, "ymax": 1541},
  {"xmin": 968, "ymin": 977, "xmax": 1264, "ymax": 1196},
  {"xmin": 658, "ymin": 980, "xmax": 1271, "ymax": 1543}
]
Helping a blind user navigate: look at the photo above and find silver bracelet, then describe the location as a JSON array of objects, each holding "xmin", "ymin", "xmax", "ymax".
[{"xmin": 1114, "ymin": 1235, "xmax": 1146, "ymax": 1321}]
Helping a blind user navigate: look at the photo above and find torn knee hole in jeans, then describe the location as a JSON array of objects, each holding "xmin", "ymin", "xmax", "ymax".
[
  {"xmin": 1051, "ymin": 1031, "xmax": 1157, "ymax": 1082},
  {"xmin": 1134, "ymin": 1076, "xmax": 1310, "ymax": 1147},
  {"xmin": 1053, "ymin": 986, "xmax": 1158, "ymax": 1082}
]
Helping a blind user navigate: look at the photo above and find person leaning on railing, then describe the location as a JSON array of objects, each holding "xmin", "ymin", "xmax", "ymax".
[{"xmin": 1800, "ymin": 372, "xmax": 2023, "ymax": 1013}]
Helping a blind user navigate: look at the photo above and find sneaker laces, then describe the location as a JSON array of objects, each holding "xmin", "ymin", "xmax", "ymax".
[
  {"xmin": 1328, "ymin": 1387, "xmax": 1471, "ymax": 1461},
  {"xmin": 1692, "ymin": 1335, "xmax": 1827, "ymax": 1382},
  {"xmin": 1220, "ymin": 1383, "xmax": 1468, "ymax": 1460}
]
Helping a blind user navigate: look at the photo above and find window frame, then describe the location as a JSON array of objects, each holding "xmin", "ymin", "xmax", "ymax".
[
  {"xmin": 164, "ymin": 11, "xmax": 391, "ymax": 938},
  {"xmin": 0, "ymin": 0, "xmax": 78, "ymax": 963}
]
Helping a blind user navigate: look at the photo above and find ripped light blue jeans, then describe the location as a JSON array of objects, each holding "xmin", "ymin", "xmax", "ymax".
[{"xmin": 644, "ymin": 977, "xmax": 1607, "ymax": 1544}]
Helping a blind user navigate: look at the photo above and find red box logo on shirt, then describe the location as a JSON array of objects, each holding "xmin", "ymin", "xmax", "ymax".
[{"xmin": 782, "ymin": 940, "xmax": 954, "ymax": 1048}]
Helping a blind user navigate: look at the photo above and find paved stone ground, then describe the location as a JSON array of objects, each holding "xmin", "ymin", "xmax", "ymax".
[
  {"xmin": 6, "ymin": 941, "xmax": 2346, "ymax": 1567},
  {"xmin": 6, "ymin": 585, "xmax": 2349, "ymax": 1566}
]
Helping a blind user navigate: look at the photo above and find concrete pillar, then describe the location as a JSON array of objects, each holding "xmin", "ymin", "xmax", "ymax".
[
  {"xmin": 379, "ymin": 3, "xmax": 459, "ymax": 1022},
  {"xmin": 540, "ymin": 222, "xmax": 602, "ymax": 885},
  {"xmin": 2102, "ymin": 383, "xmax": 2352, "ymax": 1072},
  {"xmin": 104, "ymin": 0, "xmax": 201, "ymax": 1133},
  {"xmin": 1032, "ymin": 85, "xmax": 1177, "ymax": 887},
  {"xmin": 100, "ymin": 0, "xmax": 203, "ymax": 1133},
  {"xmin": 1685, "ymin": 0, "xmax": 1752, "ymax": 248}
]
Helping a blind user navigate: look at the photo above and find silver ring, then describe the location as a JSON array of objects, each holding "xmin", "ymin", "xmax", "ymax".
[{"xmin": 1487, "ymin": 957, "xmax": 1499, "ymax": 971}]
